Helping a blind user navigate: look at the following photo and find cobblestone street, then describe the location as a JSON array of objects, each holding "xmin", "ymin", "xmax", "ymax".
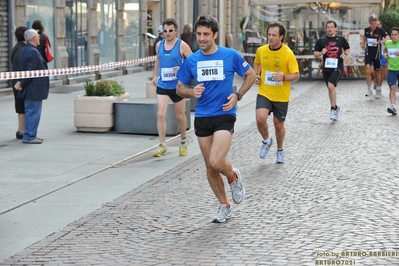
[{"xmin": 1, "ymin": 80, "xmax": 398, "ymax": 266}]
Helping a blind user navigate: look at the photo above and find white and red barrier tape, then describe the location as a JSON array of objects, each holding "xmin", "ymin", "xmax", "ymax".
[
  {"xmin": 0, "ymin": 55, "xmax": 157, "ymax": 80},
  {"xmin": 241, "ymin": 52, "xmax": 315, "ymax": 60},
  {"xmin": 0, "ymin": 53, "xmax": 315, "ymax": 80}
]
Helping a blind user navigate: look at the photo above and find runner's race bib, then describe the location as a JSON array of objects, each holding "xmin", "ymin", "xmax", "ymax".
[
  {"xmin": 367, "ymin": 38, "xmax": 377, "ymax": 47},
  {"xmin": 264, "ymin": 71, "xmax": 282, "ymax": 86},
  {"xmin": 387, "ymin": 48, "xmax": 399, "ymax": 58},
  {"xmin": 161, "ymin": 67, "xmax": 177, "ymax": 81},
  {"xmin": 197, "ymin": 60, "xmax": 224, "ymax": 81},
  {"xmin": 324, "ymin": 58, "xmax": 338, "ymax": 68}
]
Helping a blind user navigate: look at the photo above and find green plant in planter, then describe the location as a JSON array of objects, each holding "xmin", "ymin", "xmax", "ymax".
[
  {"xmin": 84, "ymin": 80, "xmax": 125, "ymax": 96},
  {"xmin": 84, "ymin": 80, "xmax": 96, "ymax": 96}
]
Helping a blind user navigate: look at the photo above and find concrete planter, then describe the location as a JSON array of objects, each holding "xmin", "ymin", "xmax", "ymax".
[
  {"xmin": 146, "ymin": 81, "xmax": 156, "ymax": 98},
  {"xmin": 74, "ymin": 92, "xmax": 130, "ymax": 132},
  {"xmin": 114, "ymin": 98, "xmax": 191, "ymax": 135}
]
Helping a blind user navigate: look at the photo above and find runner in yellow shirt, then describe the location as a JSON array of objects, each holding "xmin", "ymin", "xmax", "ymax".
[{"xmin": 253, "ymin": 21, "xmax": 299, "ymax": 164}]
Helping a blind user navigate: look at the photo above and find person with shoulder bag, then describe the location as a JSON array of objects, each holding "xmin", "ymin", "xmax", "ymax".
[{"xmin": 32, "ymin": 20, "xmax": 53, "ymax": 62}]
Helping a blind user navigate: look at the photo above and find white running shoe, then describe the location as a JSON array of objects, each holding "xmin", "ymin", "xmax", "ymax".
[
  {"xmin": 375, "ymin": 88, "xmax": 381, "ymax": 99},
  {"xmin": 365, "ymin": 88, "xmax": 373, "ymax": 97},
  {"xmin": 387, "ymin": 105, "xmax": 397, "ymax": 116},
  {"xmin": 259, "ymin": 138, "xmax": 273, "ymax": 158},
  {"xmin": 276, "ymin": 150, "xmax": 286, "ymax": 164},
  {"xmin": 229, "ymin": 168, "xmax": 245, "ymax": 204},
  {"xmin": 330, "ymin": 106, "xmax": 340, "ymax": 121},
  {"xmin": 212, "ymin": 204, "xmax": 231, "ymax": 223}
]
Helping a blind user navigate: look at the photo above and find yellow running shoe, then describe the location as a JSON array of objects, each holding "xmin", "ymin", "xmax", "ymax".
[
  {"xmin": 153, "ymin": 144, "xmax": 167, "ymax": 157},
  {"xmin": 179, "ymin": 142, "xmax": 187, "ymax": 156}
]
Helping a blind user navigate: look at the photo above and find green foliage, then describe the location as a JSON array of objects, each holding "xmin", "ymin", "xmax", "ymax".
[
  {"xmin": 380, "ymin": 4, "xmax": 399, "ymax": 33},
  {"xmin": 84, "ymin": 80, "xmax": 96, "ymax": 96},
  {"xmin": 84, "ymin": 80, "xmax": 125, "ymax": 96}
]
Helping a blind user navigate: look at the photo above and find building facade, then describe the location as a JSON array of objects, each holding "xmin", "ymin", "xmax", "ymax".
[
  {"xmin": 0, "ymin": 0, "xmax": 387, "ymax": 89},
  {"xmin": 0, "ymin": 0, "xmax": 247, "ymax": 89}
]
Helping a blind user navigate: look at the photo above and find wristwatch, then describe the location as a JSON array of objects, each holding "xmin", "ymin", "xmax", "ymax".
[{"xmin": 235, "ymin": 92, "xmax": 242, "ymax": 101}]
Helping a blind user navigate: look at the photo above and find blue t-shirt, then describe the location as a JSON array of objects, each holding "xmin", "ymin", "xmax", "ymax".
[
  {"xmin": 176, "ymin": 46, "xmax": 250, "ymax": 117},
  {"xmin": 157, "ymin": 39, "xmax": 183, "ymax": 90}
]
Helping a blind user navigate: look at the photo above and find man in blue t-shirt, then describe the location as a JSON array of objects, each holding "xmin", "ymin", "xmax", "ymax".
[{"xmin": 176, "ymin": 15, "xmax": 256, "ymax": 223}]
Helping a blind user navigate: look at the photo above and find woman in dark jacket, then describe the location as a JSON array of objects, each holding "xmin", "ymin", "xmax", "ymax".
[
  {"xmin": 180, "ymin": 24, "xmax": 193, "ymax": 49},
  {"xmin": 31, "ymin": 20, "xmax": 50, "ymax": 62},
  {"xmin": 11, "ymin": 26, "xmax": 28, "ymax": 139}
]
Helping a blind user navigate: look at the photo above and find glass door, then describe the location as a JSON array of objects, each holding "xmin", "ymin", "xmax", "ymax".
[{"xmin": 65, "ymin": 0, "xmax": 88, "ymax": 69}]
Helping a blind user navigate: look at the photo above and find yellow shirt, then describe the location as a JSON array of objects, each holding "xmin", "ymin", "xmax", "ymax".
[{"xmin": 254, "ymin": 44, "xmax": 299, "ymax": 102}]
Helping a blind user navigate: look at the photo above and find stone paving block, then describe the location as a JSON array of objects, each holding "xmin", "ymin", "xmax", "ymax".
[{"xmin": 2, "ymin": 80, "xmax": 399, "ymax": 265}]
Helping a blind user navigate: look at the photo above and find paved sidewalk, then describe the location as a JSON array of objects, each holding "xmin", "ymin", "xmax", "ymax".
[
  {"xmin": 1, "ymin": 77, "xmax": 399, "ymax": 265},
  {"xmin": 0, "ymin": 69, "xmax": 261, "ymax": 261}
]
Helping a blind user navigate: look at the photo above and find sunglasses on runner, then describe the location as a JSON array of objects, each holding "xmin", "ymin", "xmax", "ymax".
[{"xmin": 163, "ymin": 29, "xmax": 175, "ymax": 33}]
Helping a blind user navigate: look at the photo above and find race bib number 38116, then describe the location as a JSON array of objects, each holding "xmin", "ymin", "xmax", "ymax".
[{"xmin": 197, "ymin": 60, "xmax": 224, "ymax": 82}]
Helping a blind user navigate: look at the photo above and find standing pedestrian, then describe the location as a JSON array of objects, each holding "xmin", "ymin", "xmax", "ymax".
[
  {"xmin": 153, "ymin": 25, "xmax": 164, "ymax": 55},
  {"xmin": 383, "ymin": 27, "xmax": 399, "ymax": 115},
  {"xmin": 363, "ymin": 15, "xmax": 389, "ymax": 98},
  {"xmin": 176, "ymin": 15, "xmax": 256, "ymax": 223},
  {"xmin": 152, "ymin": 18, "xmax": 192, "ymax": 157},
  {"xmin": 14, "ymin": 29, "xmax": 49, "ymax": 144},
  {"xmin": 253, "ymin": 21, "xmax": 300, "ymax": 164},
  {"xmin": 180, "ymin": 23, "xmax": 193, "ymax": 49},
  {"xmin": 31, "ymin": 20, "xmax": 52, "ymax": 63},
  {"xmin": 313, "ymin": 20, "xmax": 350, "ymax": 121},
  {"xmin": 10, "ymin": 26, "xmax": 28, "ymax": 139}
]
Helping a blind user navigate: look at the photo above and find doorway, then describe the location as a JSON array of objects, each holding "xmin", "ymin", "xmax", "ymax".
[{"xmin": 65, "ymin": 0, "xmax": 88, "ymax": 68}]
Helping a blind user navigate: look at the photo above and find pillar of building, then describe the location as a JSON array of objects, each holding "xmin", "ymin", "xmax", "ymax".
[
  {"xmin": 54, "ymin": 0, "xmax": 69, "ymax": 83},
  {"xmin": 169, "ymin": 1, "xmax": 188, "ymax": 46},
  {"xmin": 87, "ymin": 0, "xmax": 100, "ymax": 78},
  {"xmin": 165, "ymin": 0, "xmax": 173, "ymax": 19},
  {"xmin": 226, "ymin": 0, "xmax": 233, "ymax": 48},
  {"xmin": 139, "ymin": 0, "xmax": 147, "ymax": 60},
  {"xmin": 173, "ymin": 0, "xmax": 181, "ymax": 29},
  {"xmin": 230, "ymin": 0, "xmax": 245, "ymax": 50},
  {"xmin": 195, "ymin": 0, "xmax": 228, "ymax": 46},
  {"xmin": 171, "ymin": 0, "xmax": 192, "ymax": 31},
  {"xmin": 115, "ymin": 0, "xmax": 127, "ymax": 73},
  {"xmin": 176, "ymin": 2, "xmax": 199, "ymax": 44},
  {"xmin": 14, "ymin": 0, "xmax": 26, "ymax": 28},
  {"xmin": 199, "ymin": 0, "xmax": 210, "ymax": 16}
]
